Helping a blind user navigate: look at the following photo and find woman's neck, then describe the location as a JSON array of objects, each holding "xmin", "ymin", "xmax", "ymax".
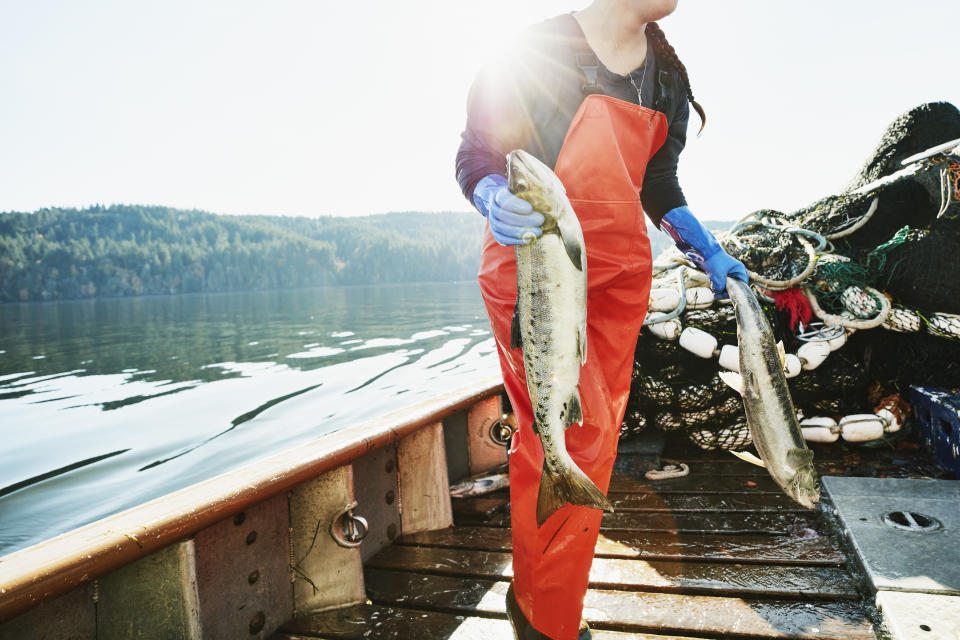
[{"xmin": 574, "ymin": 1, "xmax": 648, "ymax": 76}]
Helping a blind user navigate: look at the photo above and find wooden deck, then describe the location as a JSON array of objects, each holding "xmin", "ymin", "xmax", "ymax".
[{"xmin": 271, "ymin": 454, "xmax": 879, "ymax": 639}]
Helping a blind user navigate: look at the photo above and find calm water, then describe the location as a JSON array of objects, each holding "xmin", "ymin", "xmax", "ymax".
[{"xmin": 0, "ymin": 282, "xmax": 499, "ymax": 555}]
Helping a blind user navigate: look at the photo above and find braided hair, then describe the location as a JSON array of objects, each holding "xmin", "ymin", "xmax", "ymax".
[{"xmin": 645, "ymin": 21, "xmax": 706, "ymax": 134}]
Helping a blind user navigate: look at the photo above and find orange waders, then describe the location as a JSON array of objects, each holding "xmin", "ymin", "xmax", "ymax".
[{"xmin": 478, "ymin": 94, "xmax": 668, "ymax": 640}]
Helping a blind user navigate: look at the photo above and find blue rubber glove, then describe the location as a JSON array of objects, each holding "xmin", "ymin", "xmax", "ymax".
[
  {"xmin": 660, "ymin": 205, "xmax": 749, "ymax": 298},
  {"xmin": 473, "ymin": 174, "xmax": 544, "ymax": 246}
]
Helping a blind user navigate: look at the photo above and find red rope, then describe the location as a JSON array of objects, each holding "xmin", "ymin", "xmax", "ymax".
[{"xmin": 772, "ymin": 287, "xmax": 813, "ymax": 330}]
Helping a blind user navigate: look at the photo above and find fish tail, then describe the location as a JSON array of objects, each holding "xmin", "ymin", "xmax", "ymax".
[{"xmin": 536, "ymin": 459, "xmax": 614, "ymax": 527}]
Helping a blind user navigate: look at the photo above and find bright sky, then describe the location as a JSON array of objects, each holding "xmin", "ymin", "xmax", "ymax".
[{"xmin": 1, "ymin": 1, "xmax": 958, "ymax": 220}]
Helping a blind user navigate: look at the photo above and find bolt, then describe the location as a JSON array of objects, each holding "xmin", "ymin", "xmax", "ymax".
[
  {"xmin": 385, "ymin": 490, "xmax": 395, "ymax": 505},
  {"xmin": 248, "ymin": 569, "xmax": 260, "ymax": 585},
  {"xmin": 387, "ymin": 523, "xmax": 398, "ymax": 540},
  {"xmin": 246, "ymin": 531, "xmax": 257, "ymax": 545},
  {"xmin": 234, "ymin": 512, "xmax": 246, "ymax": 526},
  {"xmin": 385, "ymin": 459, "xmax": 395, "ymax": 473}
]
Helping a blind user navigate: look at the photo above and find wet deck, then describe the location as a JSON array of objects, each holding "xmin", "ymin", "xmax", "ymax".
[{"xmin": 271, "ymin": 454, "xmax": 879, "ymax": 639}]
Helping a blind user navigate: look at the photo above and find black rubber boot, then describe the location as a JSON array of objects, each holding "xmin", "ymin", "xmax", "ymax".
[{"xmin": 505, "ymin": 583, "xmax": 592, "ymax": 640}]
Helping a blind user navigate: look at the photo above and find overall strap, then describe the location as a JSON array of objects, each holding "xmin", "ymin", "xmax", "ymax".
[
  {"xmin": 556, "ymin": 13, "xmax": 674, "ymax": 109},
  {"xmin": 554, "ymin": 14, "xmax": 604, "ymax": 95}
]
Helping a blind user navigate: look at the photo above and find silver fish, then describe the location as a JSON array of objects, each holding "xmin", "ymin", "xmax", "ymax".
[
  {"xmin": 720, "ymin": 277, "xmax": 820, "ymax": 509},
  {"xmin": 507, "ymin": 149, "xmax": 613, "ymax": 527}
]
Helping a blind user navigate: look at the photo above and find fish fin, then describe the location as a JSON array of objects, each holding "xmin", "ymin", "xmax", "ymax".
[
  {"xmin": 536, "ymin": 460, "xmax": 613, "ymax": 527},
  {"xmin": 787, "ymin": 448, "xmax": 815, "ymax": 468},
  {"xmin": 719, "ymin": 371, "xmax": 746, "ymax": 395},
  {"xmin": 730, "ymin": 450, "xmax": 766, "ymax": 468},
  {"xmin": 510, "ymin": 297, "xmax": 522, "ymax": 351},
  {"xmin": 563, "ymin": 390, "xmax": 582, "ymax": 429},
  {"xmin": 557, "ymin": 212, "xmax": 585, "ymax": 272},
  {"xmin": 777, "ymin": 341, "xmax": 786, "ymax": 367},
  {"xmin": 578, "ymin": 320, "xmax": 587, "ymax": 364}
]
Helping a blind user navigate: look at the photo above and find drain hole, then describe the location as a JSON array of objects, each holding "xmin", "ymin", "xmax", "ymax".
[
  {"xmin": 920, "ymin": 624, "xmax": 932, "ymax": 632},
  {"xmin": 883, "ymin": 511, "xmax": 942, "ymax": 532}
]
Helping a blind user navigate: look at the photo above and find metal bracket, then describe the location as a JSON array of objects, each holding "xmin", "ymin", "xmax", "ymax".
[{"xmin": 329, "ymin": 502, "xmax": 368, "ymax": 548}]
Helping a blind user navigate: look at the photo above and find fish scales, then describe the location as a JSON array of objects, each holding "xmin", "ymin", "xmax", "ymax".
[
  {"xmin": 507, "ymin": 149, "xmax": 613, "ymax": 527},
  {"xmin": 723, "ymin": 276, "xmax": 820, "ymax": 509}
]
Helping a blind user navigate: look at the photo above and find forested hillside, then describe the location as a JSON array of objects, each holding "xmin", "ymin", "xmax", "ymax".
[
  {"xmin": 0, "ymin": 204, "xmax": 730, "ymax": 303},
  {"xmin": 0, "ymin": 206, "xmax": 485, "ymax": 302}
]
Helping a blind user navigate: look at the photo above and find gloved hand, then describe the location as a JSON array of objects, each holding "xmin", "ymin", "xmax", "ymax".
[
  {"xmin": 660, "ymin": 205, "xmax": 749, "ymax": 298},
  {"xmin": 473, "ymin": 174, "xmax": 544, "ymax": 246}
]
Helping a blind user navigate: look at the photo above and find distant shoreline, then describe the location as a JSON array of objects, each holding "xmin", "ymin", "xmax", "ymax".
[{"xmin": 0, "ymin": 206, "xmax": 486, "ymax": 304}]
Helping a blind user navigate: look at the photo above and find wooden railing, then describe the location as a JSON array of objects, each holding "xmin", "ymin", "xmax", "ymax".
[{"xmin": 0, "ymin": 375, "xmax": 504, "ymax": 637}]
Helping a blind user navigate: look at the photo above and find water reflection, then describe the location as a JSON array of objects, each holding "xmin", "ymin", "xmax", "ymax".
[{"xmin": 0, "ymin": 282, "xmax": 498, "ymax": 555}]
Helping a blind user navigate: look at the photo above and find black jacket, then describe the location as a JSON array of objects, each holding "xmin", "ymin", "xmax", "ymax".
[{"xmin": 455, "ymin": 14, "xmax": 690, "ymax": 226}]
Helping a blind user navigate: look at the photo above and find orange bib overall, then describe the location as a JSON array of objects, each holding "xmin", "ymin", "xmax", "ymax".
[{"xmin": 478, "ymin": 94, "xmax": 667, "ymax": 640}]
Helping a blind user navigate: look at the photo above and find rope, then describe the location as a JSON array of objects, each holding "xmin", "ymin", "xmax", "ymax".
[
  {"xmin": 645, "ymin": 460, "xmax": 690, "ymax": 480},
  {"xmin": 825, "ymin": 196, "xmax": 880, "ymax": 240},
  {"xmin": 645, "ymin": 267, "xmax": 687, "ymax": 325},
  {"xmin": 744, "ymin": 233, "xmax": 818, "ymax": 290},
  {"xmin": 722, "ymin": 216, "xmax": 823, "ymax": 290},
  {"xmin": 804, "ymin": 285, "xmax": 892, "ymax": 329}
]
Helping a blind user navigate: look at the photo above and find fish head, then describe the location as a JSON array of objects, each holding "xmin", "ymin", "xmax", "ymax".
[
  {"xmin": 507, "ymin": 149, "xmax": 566, "ymax": 229},
  {"xmin": 786, "ymin": 460, "xmax": 821, "ymax": 509}
]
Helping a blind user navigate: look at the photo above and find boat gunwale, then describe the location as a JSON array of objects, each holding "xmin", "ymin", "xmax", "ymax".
[{"xmin": 0, "ymin": 375, "xmax": 503, "ymax": 623}]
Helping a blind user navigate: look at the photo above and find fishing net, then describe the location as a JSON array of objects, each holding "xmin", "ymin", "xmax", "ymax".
[{"xmin": 621, "ymin": 102, "xmax": 960, "ymax": 451}]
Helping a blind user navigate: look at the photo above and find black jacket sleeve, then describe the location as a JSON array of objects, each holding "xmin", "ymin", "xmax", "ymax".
[
  {"xmin": 455, "ymin": 60, "xmax": 534, "ymax": 207},
  {"xmin": 640, "ymin": 80, "xmax": 689, "ymax": 227}
]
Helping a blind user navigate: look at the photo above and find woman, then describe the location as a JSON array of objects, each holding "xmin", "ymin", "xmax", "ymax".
[{"xmin": 455, "ymin": 2, "xmax": 747, "ymax": 638}]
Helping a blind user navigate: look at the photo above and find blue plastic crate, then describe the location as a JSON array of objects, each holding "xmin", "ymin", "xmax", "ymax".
[{"xmin": 909, "ymin": 386, "xmax": 960, "ymax": 477}]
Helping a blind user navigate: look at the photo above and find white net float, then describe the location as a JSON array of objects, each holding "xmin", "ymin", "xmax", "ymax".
[
  {"xmin": 679, "ymin": 327, "xmax": 718, "ymax": 359},
  {"xmin": 802, "ymin": 426, "xmax": 840, "ymax": 443},
  {"xmin": 798, "ymin": 340, "xmax": 831, "ymax": 370},
  {"xmin": 684, "ymin": 269, "xmax": 711, "ymax": 288},
  {"xmin": 839, "ymin": 414, "xmax": 885, "ymax": 442},
  {"xmin": 685, "ymin": 287, "xmax": 715, "ymax": 309},
  {"xmin": 646, "ymin": 318, "xmax": 682, "ymax": 340},
  {"xmin": 800, "ymin": 416, "xmax": 840, "ymax": 443},
  {"xmin": 827, "ymin": 331, "xmax": 847, "ymax": 351},
  {"xmin": 783, "ymin": 353, "xmax": 802, "ymax": 378},
  {"xmin": 876, "ymin": 408, "xmax": 902, "ymax": 433},
  {"xmin": 718, "ymin": 344, "xmax": 739, "ymax": 372},
  {"xmin": 649, "ymin": 288, "xmax": 682, "ymax": 312}
]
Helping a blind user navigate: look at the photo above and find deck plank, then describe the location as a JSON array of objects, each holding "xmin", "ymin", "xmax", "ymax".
[
  {"xmin": 615, "ymin": 458, "xmax": 849, "ymax": 476},
  {"xmin": 452, "ymin": 505, "xmax": 824, "ymax": 534},
  {"xmin": 363, "ymin": 571, "xmax": 874, "ymax": 640},
  {"xmin": 366, "ymin": 546, "xmax": 858, "ymax": 599},
  {"xmin": 454, "ymin": 490, "xmax": 807, "ymax": 512},
  {"xmin": 274, "ymin": 603, "xmax": 708, "ymax": 639},
  {"xmin": 396, "ymin": 526, "xmax": 844, "ymax": 565},
  {"xmin": 601, "ymin": 509, "xmax": 821, "ymax": 533},
  {"xmin": 608, "ymin": 473, "xmax": 783, "ymax": 493}
]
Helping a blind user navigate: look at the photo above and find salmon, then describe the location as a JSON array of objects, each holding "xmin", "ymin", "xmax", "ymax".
[
  {"xmin": 507, "ymin": 149, "xmax": 613, "ymax": 526},
  {"xmin": 720, "ymin": 277, "xmax": 821, "ymax": 508}
]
